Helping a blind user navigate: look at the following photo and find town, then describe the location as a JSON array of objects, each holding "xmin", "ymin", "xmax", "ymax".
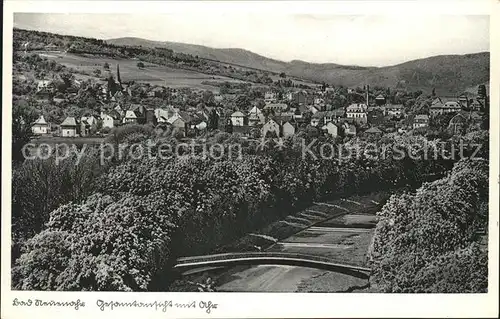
[
  {"xmin": 10, "ymin": 24, "xmax": 490, "ymax": 296},
  {"xmin": 28, "ymin": 60, "xmax": 487, "ymax": 142}
]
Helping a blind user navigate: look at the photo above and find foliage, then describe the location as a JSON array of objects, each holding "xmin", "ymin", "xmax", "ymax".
[
  {"xmin": 12, "ymin": 149, "xmax": 104, "ymax": 261},
  {"xmin": 12, "ymin": 99, "xmax": 38, "ymax": 163},
  {"xmin": 13, "ymin": 192, "xmax": 177, "ymax": 291},
  {"xmin": 13, "ymin": 129, "xmax": 477, "ymax": 291},
  {"xmin": 369, "ymin": 159, "xmax": 489, "ymax": 292}
]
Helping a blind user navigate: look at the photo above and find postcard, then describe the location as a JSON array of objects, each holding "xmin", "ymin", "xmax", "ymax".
[{"xmin": 2, "ymin": 0, "xmax": 499, "ymax": 318}]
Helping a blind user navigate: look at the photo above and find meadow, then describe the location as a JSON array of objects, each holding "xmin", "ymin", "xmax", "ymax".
[{"xmin": 37, "ymin": 51, "xmax": 247, "ymax": 91}]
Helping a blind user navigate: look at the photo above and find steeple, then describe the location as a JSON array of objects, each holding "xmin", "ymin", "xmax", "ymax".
[
  {"xmin": 116, "ymin": 64, "xmax": 122, "ymax": 89},
  {"xmin": 366, "ymin": 85, "xmax": 370, "ymax": 107}
]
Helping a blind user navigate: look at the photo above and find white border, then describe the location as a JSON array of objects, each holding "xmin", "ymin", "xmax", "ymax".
[{"xmin": 2, "ymin": 1, "xmax": 499, "ymax": 318}]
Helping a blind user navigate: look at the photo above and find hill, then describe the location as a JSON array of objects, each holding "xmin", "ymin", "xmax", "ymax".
[
  {"xmin": 108, "ymin": 37, "xmax": 490, "ymax": 94},
  {"xmin": 107, "ymin": 37, "xmax": 290, "ymax": 73}
]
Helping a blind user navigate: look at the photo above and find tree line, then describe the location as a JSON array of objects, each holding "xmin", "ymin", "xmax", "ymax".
[{"xmin": 11, "ymin": 124, "xmax": 488, "ymax": 291}]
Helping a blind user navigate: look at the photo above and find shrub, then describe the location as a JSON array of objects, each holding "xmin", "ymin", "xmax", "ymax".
[
  {"xmin": 13, "ymin": 193, "xmax": 177, "ymax": 291},
  {"xmin": 369, "ymin": 159, "xmax": 489, "ymax": 292},
  {"xmin": 12, "ymin": 150, "xmax": 103, "ymax": 256}
]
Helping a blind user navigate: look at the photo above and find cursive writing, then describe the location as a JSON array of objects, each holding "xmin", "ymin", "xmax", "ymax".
[
  {"xmin": 96, "ymin": 299, "xmax": 173, "ymax": 312},
  {"xmin": 12, "ymin": 298, "xmax": 85, "ymax": 310},
  {"xmin": 199, "ymin": 301, "xmax": 218, "ymax": 314}
]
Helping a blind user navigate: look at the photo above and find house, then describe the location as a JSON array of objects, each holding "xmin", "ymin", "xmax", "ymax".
[
  {"xmin": 264, "ymin": 91, "xmax": 278, "ymax": 104},
  {"xmin": 36, "ymin": 80, "xmax": 55, "ymax": 98},
  {"xmin": 144, "ymin": 108, "xmax": 156, "ymax": 125},
  {"xmin": 325, "ymin": 109, "xmax": 345, "ymax": 123},
  {"xmin": 314, "ymin": 97, "xmax": 325, "ymax": 105},
  {"xmin": 155, "ymin": 108, "xmax": 171, "ymax": 123},
  {"xmin": 110, "ymin": 90, "xmax": 124, "ymax": 102},
  {"xmin": 321, "ymin": 122, "xmax": 339, "ymax": 138},
  {"xmin": 458, "ymin": 93, "xmax": 469, "ymax": 108},
  {"xmin": 470, "ymin": 99, "xmax": 484, "ymax": 111},
  {"xmin": 282, "ymin": 122, "xmax": 296, "ymax": 137},
  {"xmin": 364, "ymin": 126, "xmax": 383, "ymax": 137},
  {"xmin": 248, "ymin": 105, "xmax": 265, "ymax": 126},
  {"xmin": 114, "ymin": 104, "xmax": 125, "ymax": 117},
  {"xmin": 293, "ymin": 107, "xmax": 304, "ymax": 120},
  {"xmin": 385, "ymin": 104, "xmax": 404, "ymax": 118},
  {"xmin": 307, "ymin": 105, "xmax": 320, "ymax": 114},
  {"xmin": 129, "ymin": 105, "xmax": 156, "ymax": 125},
  {"xmin": 80, "ymin": 115, "xmax": 99, "ymax": 136},
  {"xmin": 123, "ymin": 110, "xmax": 138, "ymax": 124},
  {"xmin": 448, "ymin": 113, "xmax": 467, "ymax": 134},
  {"xmin": 290, "ymin": 91, "xmax": 307, "ymax": 105},
  {"xmin": 37, "ymin": 80, "xmax": 54, "ymax": 92},
  {"xmin": 430, "ymin": 100, "xmax": 462, "ymax": 117},
  {"xmin": 101, "ymin": 112, "xmax": 120, "ymax": 129},
  {"xmin": 148, "ymin": 87, "xmax": 165, "ymax": 98},
  {"xmin": 413, "ymin": 114, "xmax": 429, "ymax": 129},
  {"xmin": 346, "ymin": 103, "xmax": 368, "ymax": 124},
  {"xmin": 45, "ymin": 43, "xmax": 59, "ymax": 51},
  {"xmin": 171, "ymin": 118, "xmax": 187, "ymax": 136},
  {"xmin": 230, "ymin": 111, "xmax": 246, "ymax": 127},
  {"xmin": 343, "ymin": 123, "xmax": 357, "ymax": 136},
  {"xmin": 261, "ymin": 119, "xmax": 281, "ymax": 138},
  {"xmin": 177, "ymin": 111, "xmax": 199, "ymax": 130},
  {"xmin": 195, "ymin": 121, "xmax": 207, "ymax": 131},
  {"xmin": 32, "ymin": 115, "xmax": 50, "ymax": 135},
  {"xmin": 60, "ymin": 117, "xmax": 79, "ymax": 137},
  {"xmin": 311, "ymin": 111, "xmax": 325, "ymax": 127},
  {"xmin": 264, "ymin": 103, "xmax": 288, "ymax": 113},
  {"xmin": 375, "ymin": 94, "xmax": 386, "ymax": 106},
  {"xmin": 214, "ymin": 94, "xmax": 223, "ymax": 103}
]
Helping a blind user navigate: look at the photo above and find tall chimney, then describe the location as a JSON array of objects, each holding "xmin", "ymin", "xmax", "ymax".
[{"xmin": 366, "ymin": 85, "xmax": 369, "ymax": 106}]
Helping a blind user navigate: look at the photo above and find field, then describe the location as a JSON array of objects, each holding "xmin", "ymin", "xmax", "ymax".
[{"xmin": 37, "ymin": 51, "xmax": 247, "ymax": 91}]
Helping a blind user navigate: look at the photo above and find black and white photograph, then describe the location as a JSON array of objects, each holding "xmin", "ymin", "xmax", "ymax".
[{"xmin": 2, "ymin": 0, "xmax": 499, "ymax": 318}]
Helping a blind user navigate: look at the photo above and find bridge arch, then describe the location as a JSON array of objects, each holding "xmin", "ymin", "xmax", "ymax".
[{"xmin": 173, "ymin": 252, "xmax": 371, "ymax": 279}]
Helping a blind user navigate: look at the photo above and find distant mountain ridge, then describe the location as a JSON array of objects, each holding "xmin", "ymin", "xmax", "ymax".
[{"xmin": 107, "ymin": 37, "xmax": 489, "ymax": 94}]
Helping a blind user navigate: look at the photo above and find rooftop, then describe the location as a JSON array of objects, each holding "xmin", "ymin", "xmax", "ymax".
[{"xmin": 60, "ymin": 116, "xmax": 77, "ymax": 127}]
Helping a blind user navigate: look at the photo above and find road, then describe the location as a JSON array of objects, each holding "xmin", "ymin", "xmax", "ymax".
[
  {"xmin": 176, "ymin": 194, "xmax": 385, "ymax": 292},
  {"xmin": 213, "ymin": 201, "xmax": 380, "ymax": 292}
]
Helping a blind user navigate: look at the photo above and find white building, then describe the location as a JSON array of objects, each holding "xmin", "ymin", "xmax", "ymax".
[
  {"xmin": 32, "ymin": 115, "xmax": 50, "ymax": 135},
  {"xmin": 123, "ymin": 110, "xmax": 138, "ymax": 124},
  {"xmin": 346, "ymin": 103, "xmax": 368, "ymax": 124},
  {"xmin": 248, "ymin": 106, "xmax": 265, "ymax": 126},
  {"xmin": 322, "ymin": 122, "xmax": 339, "ymax": 138},
  {"xmin": 100, "ymin": 112, "xmax": 115, "ymax": 129},
  {"xmin": 282, "ymin": 122, "xmax": 295, "ymax": 137},
  {"xmin": 230, "ymin": 111, "xmax": 246, "ymax": 127},
  {"xmin": 60, "ymin": 117, "xmax": 78, "ymax": 137}
]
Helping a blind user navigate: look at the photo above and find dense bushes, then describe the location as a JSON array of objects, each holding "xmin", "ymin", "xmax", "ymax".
[
  {"xmin": 369, "ymin": 159, "xmax": 489, "ymax": 292},
  {"xmin": 13, "ymin": 193, "xmax": 177, "ymax": 291},
  {"xmin": 12, "ymin": 150, "xmax": 103, "ymax": 261},
  {"xmin": 12, "ymin": 132, "xmax": 483, "ymax": 291}
]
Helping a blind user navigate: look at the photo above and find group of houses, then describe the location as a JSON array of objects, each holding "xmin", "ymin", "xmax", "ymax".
[
  {"xmin": 31, "ymin": 103, "xmax": 212, "ymax": 137},
  {"xmin": 31, "ymin": 69, "xmax": 486, "ymax": 139}
]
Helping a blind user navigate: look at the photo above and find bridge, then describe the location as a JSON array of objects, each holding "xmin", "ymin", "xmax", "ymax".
[{"xmin": 173, "ymin": 252, "xmax": 371, "ymax": 279}]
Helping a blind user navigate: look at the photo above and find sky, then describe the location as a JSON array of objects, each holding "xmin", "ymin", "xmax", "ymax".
[{"xmin": 13, "ymin": 13, "xmax": 489, "ymax": 67}]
